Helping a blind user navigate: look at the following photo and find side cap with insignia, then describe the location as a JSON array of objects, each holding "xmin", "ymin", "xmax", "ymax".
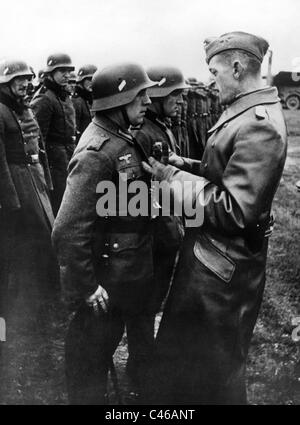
[{"xmin": 87, "ymin": 133, "xmax": 110, "ymax": 151}]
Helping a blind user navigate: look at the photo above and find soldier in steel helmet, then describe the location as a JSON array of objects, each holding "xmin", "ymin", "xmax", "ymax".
[
  {"xmin": 130, "ymin": 66, "xmax": 189, "ymax": 381},
  {"xmin": 0, "ymin": 59, "xmax": 56, "ymax": 387},
  {"xmin": 142, "ymin": 32, "xmax": 287, "ymax": 404},
  {"xmin": 31, "ymin": 53, "xmax": 76, "ymax": 216},
  {"xmin": 65, "ymin": 71, "xmax": 77, "ymax": 97},
  {"xmin": 52, "ymin": 62, "xmax": 158, "ymax": 404},
  {"xmin": 72, "ymin": 64, "xmax": 97, "ymax": 143}
]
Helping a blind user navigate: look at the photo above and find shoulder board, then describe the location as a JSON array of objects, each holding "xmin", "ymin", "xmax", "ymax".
[
  {"xmin": 255, "ymin": 105, "xmax": 268, "ymax": 120},
  {"xmin": 87, "ymin": 133, "xmax": 110, "ymax": 151}
]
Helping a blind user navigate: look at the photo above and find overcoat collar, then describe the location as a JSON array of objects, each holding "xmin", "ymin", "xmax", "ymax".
[
  {"xmin": 208, "ymin": 86, "xmax": 280, "ymax": 134},
  {"xmin": 93, "ymin": 114, "xmax": 149, "ymax": 161},
  {"xmin": 0, "ymin": 86, "xmax": 27, "ymax": 115},
  {"xmin": 44, "ymin": 77, "xmax": 68, "ymax": 101},
  {"xmin": 93, "ymin": 114, "xmax": 134, "ymax": 144},
  {"xmin": 74, "ymin": 85, "xmax": 93, "ymax": 105}
]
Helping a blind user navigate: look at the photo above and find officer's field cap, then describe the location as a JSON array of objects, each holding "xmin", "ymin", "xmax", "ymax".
[{"xmin": 204, "ymin": 31, "xmax": 269, "ymax": 64}]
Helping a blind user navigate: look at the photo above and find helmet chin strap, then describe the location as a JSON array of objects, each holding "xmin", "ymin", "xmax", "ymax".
[
  {"xmin": 151, "ymin": 98, "xmax": 165, "ymax": 118},
  {"xmin": 121, "ymin": 106, "xmax": 131, "ymax": 129}
]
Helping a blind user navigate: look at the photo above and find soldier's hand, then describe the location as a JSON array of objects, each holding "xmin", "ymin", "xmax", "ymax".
[
  {"xmin": 142, "ymin": 157, "xmax": 176, "ymax": 182},
  {"xmin": 85, "ymin": 285, "xmax": 109, "ymax": 314},
  {"xmin": 168, "ymin": 151, "xmax": 185, "ymax": 168}
]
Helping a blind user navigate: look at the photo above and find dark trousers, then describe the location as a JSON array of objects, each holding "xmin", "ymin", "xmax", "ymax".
[{"xmin": 65, "ymin": 304, "xmax": 155, "ymax": 405}]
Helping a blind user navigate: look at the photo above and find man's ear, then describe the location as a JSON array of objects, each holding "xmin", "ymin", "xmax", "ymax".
[{"xmin": 232, "ymin": 60, "xmax": 244, "ymax": 80}]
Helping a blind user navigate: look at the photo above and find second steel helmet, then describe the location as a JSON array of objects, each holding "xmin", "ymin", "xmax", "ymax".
[
  {"xmin": 146, "ymin": 66, "xmax": 191, "ymax": 97},
  {"xmin": 77, "ymin": 64, "xmax": 97, "ymax": 82},
  {"xmin": 0, "ymin": 59, "xmax": 34, "ymax": 84},
  {"xmin": 91, "ymin": 63, "xmax": 157, "ymax": 112},
  {"xmin": 45, "ymin": 53, "xmax": 75, "ymax": 73}
]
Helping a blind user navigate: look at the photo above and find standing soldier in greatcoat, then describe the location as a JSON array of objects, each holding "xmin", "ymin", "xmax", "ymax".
[
  {"xmin": 0, "ymin": 59, "xmax": 56, "ymax": 398},
  {"xmin": 52, "ymin": 63, "xmax": 158, "ymax": 404},
  {"xmin": 130, "ymin": 67, "xmax": 189, "ymax": 383},
  {"xmin": 142, "ymin": 31, "xmax": 287, "ymax": 405},
  {"xmin": 72, "ymin": 64, "xmax": 97, "ymax": 143},
  {"xmin": 31, "ymin": 53, "xmax": 76, "ymax": 216}
]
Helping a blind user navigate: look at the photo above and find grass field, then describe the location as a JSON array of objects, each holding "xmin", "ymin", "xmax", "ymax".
[{"xmin": 0, "ymin": 110, "xmax": 299, "ymax": 405}]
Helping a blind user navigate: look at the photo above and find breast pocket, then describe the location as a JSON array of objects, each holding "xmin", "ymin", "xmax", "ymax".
[{"xmin": 117, "ymin": 161, "xmax": 144, "ymax": 182}]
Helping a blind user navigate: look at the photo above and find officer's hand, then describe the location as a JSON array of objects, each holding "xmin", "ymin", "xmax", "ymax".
[
  {"xmin": 168, "ymin": 151, "xmax": 185, "ymax": 168},
  {"xmin": 85, "ymin": 285, "xmax": 109, "ymax": 314},
  {"xmin": 142, "ymin": 156, "xmax": 174, "ymax": 182}
]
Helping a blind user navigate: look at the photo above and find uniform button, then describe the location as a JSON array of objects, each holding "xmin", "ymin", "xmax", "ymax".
[
  {"xmin": 223, "ymin": 123, "xmax": 228, "ymax": 128},
  {"xmin": 113, "ymin": 243, "xmax": 119, "ymax": 249},
  {"xmin": 211, "ymin": 142, "xmax": 215, "ymax": 148},
  {"xmin": 204, "ymin": 163, "xmax": 208, "ymax": 168}
]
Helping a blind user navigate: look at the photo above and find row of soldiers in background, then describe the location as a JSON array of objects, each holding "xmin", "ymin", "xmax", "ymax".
[
  {"xmin": 27, "ymin": 55, "xmax": 224, "ymax": 217},
  {"xmin": 171, "ymin": 78, "xmax": 223, "ymax": 159},
  {"xmin": 0, "ymin": 54, "xmax": 96, "ymax": 401},
  {"xmin": 29, "ymin": 55, "xmax": 97, "ymax": 216},
  {"xmin": 27, "ymin": 59, "xmax": 223, "ymax": 194}
]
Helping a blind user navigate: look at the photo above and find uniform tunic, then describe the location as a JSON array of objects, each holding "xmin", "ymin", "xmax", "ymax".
[
  {"xmin": 0, "ymin": 87, "xmax": 55, "ymax": 326},
  {"xmin": 52, "ymin": 114, "xmax": 156, "ymax": 404}
]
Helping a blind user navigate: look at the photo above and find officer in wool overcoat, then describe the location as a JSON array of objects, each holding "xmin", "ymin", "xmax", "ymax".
[
  {"xmin": 0, "ymin": 59, "xmax": 56, "ymax": 334},
  {"xmin": 142, "ymin": 32, "xmax": 288, "ymax": 405}
]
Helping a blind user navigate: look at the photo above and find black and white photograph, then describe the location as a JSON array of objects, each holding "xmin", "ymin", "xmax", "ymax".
[{"xmin": 0, "ymin": 0, "xmax": 299, "ymax": 408}]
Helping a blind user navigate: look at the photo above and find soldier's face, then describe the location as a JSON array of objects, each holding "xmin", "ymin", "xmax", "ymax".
[
  {"xmin": 125, "ymin": 89, "xmax": 151, "ymax": 126},
  {"xmin": 162, "ymin": 89, "xmax": 183, "ymax": 117},
  {"xmin": 82, "ymin": 78, "xmax": 92, "ymax": 92},
  {"xmin": 66, "ymin": 82, "xmax": 76, "ymax": 95},
  {"xmin": 52, "ymin": 68, "xmax": 72, "ymax": 86},
  {"xmin": 209, "ymin": 55, "xmax": 239, "ymax": 105},
  {"xmin": 10, "ymin": 76, "xmax": 30, "ymax": 98}
]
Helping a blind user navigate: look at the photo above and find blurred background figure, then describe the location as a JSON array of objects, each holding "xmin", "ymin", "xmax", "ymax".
[
  {"xmin": 65, "ymin": 71, "xmax": 77, "ymax": 97},
  {"xmin": 31, "ymin": 53, "xmax": 76, "ymax": 216},
  {"xmin": 72, "ymin": 64, "xmax": 97, "ymax": 143},
  {"xmin": 0, "ymin": 58, "xmax": 58, "ymax": 400}
]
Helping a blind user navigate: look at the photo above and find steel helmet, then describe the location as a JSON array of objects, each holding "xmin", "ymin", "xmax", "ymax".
[
  {"xmin": 77, "ymin": 64, "xmax": 97, "ymax": 82},
  {"xmin": 0, "ymin": 59, "xmax": 34, "ymax": 84},
  {"xmin": 45, "ymin": 53, "xmax": 75, "ymax": 73},
  {"xmin": 146, "ymin": 66, "xmax": 191, "ymax": 97},
  {"xmin": 91, "ymin": 62, "xmax": 157, "ymax": 112}
]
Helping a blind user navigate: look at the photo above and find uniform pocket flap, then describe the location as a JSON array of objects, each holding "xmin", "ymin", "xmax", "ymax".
[
  {"xmin": 118, "ymin": 162, "xmax": 144, "ymax": 181},
  {"xmin": 193, "ymin": 234, "xmax": 236, "ymax": 283},
  {"xmin": 109, "ymin": 232, "xmax": 149, "ymax": 253}
]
